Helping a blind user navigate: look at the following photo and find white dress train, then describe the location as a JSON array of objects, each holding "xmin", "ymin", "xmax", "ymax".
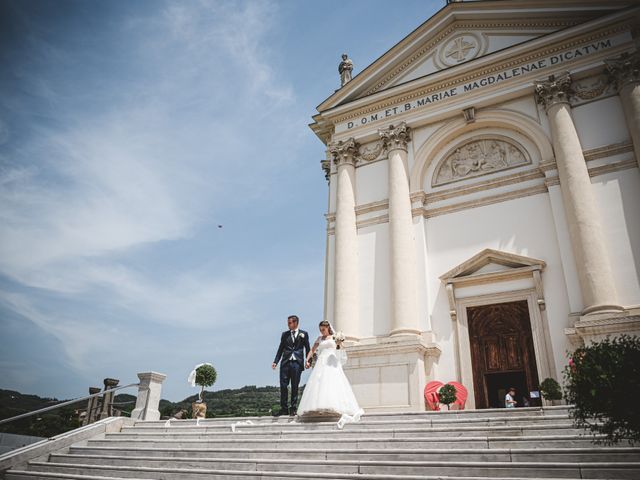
[{"xmin": 297, "ymin": 337, "xmax": 364, "ymax": 428}]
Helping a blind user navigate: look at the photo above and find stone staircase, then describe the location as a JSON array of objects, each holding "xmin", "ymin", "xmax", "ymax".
[{"xmin": 4, "ymin": 406, "xmax": 640, "ymax": 479}]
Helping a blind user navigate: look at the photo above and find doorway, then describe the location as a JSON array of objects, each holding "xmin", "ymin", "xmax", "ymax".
[{"xmin": 467, "ymin": 300, "xmax": 539, "ymax": 409}]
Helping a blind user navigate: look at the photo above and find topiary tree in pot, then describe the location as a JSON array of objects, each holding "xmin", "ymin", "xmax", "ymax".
[
  {"xmin": 188, "ymin": 363, "xmax": 217, "ymax": 419},
  {"xmin": 539, "ymin": 377, "xmax": 563, "ymax": 405},
  {"xmin": 438, "ymin": 384, "xmax": 457, "ymax": 410}
]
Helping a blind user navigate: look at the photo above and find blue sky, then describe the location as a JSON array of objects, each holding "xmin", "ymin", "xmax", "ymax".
[{"xmin": 0, "ymin": 0, "xmax": 442, "ymax": 401}]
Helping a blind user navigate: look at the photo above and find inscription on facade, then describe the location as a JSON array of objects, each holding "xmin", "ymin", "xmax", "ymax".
[{"xmin": 337, "ymin": 33, "xmax": 628, "ymax": 133}]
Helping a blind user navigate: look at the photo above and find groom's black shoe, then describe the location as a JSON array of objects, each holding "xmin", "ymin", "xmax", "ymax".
[
  {"xmin": 273, "ymin": 409, "xmax": 287, "ymax": 417},
  {"xmin": 290, "ymin": 409, "xmax": 297, "ymax": 416}
]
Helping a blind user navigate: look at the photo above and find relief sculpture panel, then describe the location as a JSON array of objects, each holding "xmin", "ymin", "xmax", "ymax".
[{"xmin": 433, "ymin": 137, "xmax": 530, "ymax": 187}]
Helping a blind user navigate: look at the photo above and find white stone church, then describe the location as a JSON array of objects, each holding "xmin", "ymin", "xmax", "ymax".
[{"xmin": 310, "ymin": 0, "xmax": 640, "ymax": 412}]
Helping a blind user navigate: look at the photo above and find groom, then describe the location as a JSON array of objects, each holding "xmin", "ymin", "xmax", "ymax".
[{"xmin": 272, "ymin": 315, "xmax": 311, "ymax": 416}]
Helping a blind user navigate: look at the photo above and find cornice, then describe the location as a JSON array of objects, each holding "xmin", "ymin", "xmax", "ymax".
[
  {"xmin": 316, "ymin": 0, "xmax": 632, "ymax": 112},
  {"xmin": 328, "ymin": 21, "xmax": 631, "ymax": 128},
  {"xmin": 447, "ymin": 265, "xmax": 542, "ymax": 287},
  {"xmin": 422, "ymin": 183, "xmax": 548, "ymax": 219},
  {"xmin": 587, "ymin": 158, "xmax": 637, "ymax": 177},
  {"xmin": 324, "ymin": 145, "xmax": 636, "ymax": 228},
  {"xmin": 583, "ymin": 141, "xmax": 633, "ymax": 161},
  {"xmin": 344, "ymin": 336, "xmax": 441, "ymax": 358},
  {"xmin": 426, "ymin": 168, "xmax": 545, "ymax": 204}
]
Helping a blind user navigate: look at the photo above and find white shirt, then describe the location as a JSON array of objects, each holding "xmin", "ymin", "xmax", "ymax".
[
  {"xmin": 505, "ymin": 393, "xmax": 515, "ymax": 408},
  {"xmin": 289, "ymin": 329, "xmax": 298, "ymax": 361}
]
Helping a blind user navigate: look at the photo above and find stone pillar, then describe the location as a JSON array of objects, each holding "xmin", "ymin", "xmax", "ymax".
[
  {"xmin": 379, "ymin": 123, "xmax": 420, "ymax": 335},
  {"xmin": 83, "ymin": 387, "xmax": 102, "ymax": 426},
  {"xmin": 329, "ymin": 138, "xmax": 360, "ymax": 341},
  {"xmin": 131, "ymin": 371, "xmax": 167, "ymax": 421},
  {"xmin": 606, "ymin": 51, "xmax": 640, "ymax": 169},
  {"xmin": 98, "ymin": 378, "xmax": 119, "ymax": 420},
  {"xmin": 535, "ymin": 73, "xmax": 622, "ymax": 315}
]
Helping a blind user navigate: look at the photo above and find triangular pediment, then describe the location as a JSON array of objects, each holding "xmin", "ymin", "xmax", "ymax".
[
  {"xmin": 440, "ymin": 248, "xmax": 546, "ymax": 283},
  {"xmin": 317, "ymin": 0, "xmax": 633, "ymax": 112}
]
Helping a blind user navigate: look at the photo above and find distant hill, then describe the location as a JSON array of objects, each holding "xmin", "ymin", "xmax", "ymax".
[
  {"xmin": 0, "ymin": 385, "xmax": 289, "ymax": 437},
  {"xmin": 168, "ymin": 385, "xmax": 291, "ymax": 418},
  {"xmin": 0, "ymin": 389, "xmax": 80, "ymax": 438}
]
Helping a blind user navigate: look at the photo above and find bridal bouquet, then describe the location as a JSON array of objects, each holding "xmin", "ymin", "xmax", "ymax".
[{"xmin": 333, "ymin": 331, "xmax": 346, "ymax": 349}]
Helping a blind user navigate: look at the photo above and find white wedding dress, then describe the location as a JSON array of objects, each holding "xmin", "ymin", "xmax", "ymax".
[{"xmin": 297, "ymin": 336, "xmax": 364, "ymax": 428}]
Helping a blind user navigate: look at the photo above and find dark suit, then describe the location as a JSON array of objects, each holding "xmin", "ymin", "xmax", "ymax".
[{"xmin": 273, "ymin": 329, "xmax": 311, "ymax": 413}]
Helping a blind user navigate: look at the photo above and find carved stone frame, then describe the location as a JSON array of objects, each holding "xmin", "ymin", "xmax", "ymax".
[{"xmin": 440, "ymin": 249, "xmax": 555, "ymax": 410}]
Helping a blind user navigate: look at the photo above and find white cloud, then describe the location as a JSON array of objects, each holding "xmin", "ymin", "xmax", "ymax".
[
  {"xmin": 1, "ymin": 0, "xmax": 298, "ymax": 276},
  {"xmin": 0, "ymin": 0, "xmax": 315, "ymax": 384},
  {"xmin": 160, "ymin": 1, "xmax": 293, "ymax": 104},
  {"xmin": 0, "ymin": 292, "xmax": 104, "ymax": 374}
]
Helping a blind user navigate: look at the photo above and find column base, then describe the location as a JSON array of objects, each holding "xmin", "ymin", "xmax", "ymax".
[
  {"xmin": 581, "ymin": 303, "xmax": 625, "ymax": 315},
  {"xmin": 342, "ymin": 333, "xmax": 441, "ymax": 412},
  {"xmin": 564, "ymin": 306, "xmax": 640, "ymax": 345},
  {"xmin": 389, "ymin": 327, "xmax": 423, "ymax": 336}
]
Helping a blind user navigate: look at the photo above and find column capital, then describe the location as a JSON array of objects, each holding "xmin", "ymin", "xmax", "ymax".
[
  {"xmin": 379, "ymin": 122, "xmax": 412, "ymax": 152},
  {"xmin": 329, "ymin": 137, "xmax": 359, "ymax": 166},
  {"xmin": 534, "ymin": 72, "xmax": 573, "ymax": 111},
  {"xmin": 605, "ymin": 51, "xmax": 640, "ymax": 91}
]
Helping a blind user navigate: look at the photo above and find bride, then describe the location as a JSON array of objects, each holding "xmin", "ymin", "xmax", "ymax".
[{"xmin": 297, "ymin": 320, "xmax": 364, "ymax": 428}]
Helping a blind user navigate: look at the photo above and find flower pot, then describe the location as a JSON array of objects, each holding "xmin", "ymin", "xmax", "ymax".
[{"xmin": 192, "ymin": 401, "xmax": 207, "ymax": 419}]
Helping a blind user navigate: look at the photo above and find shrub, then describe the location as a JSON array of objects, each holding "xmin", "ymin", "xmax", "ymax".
[
  {"xmin": 195, "ymin": 364, "xmax": 217, "ymax": 402},
  {"xmin": 563, "ymin": 335, "xmax": 640, "ymax": 445},
  {"xmin": 439, "ymin": 384, "xmax": 457, "ymax": 410},
  {"xmin": 539, "ymin": 378, "xmax": 563, "ymax": 401}
]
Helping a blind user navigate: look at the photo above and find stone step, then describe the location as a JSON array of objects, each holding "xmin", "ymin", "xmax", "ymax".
[
  {"xmin": 4, "ymin": 467, "xmax": 604, "ymax": 480},
  {"xmin": 132, "ymin": 407, "xmax": 572, "ymax": 427},
  {"xmin": 49, "ymin": 452, "xmax": 640, "ymax": 474},
  {"xmin": 124, "ymin": 414, "xmax": 573, "ymax": 432},
  {"xmin": 21, "ymin": 459, "xmax": 640, "ymax": 479},
  {"xmin": 68, "ymin": 445, "xmax": 640, "ymax": 463},
  {"xmin": 86, "ymin": 433, "xmax": 612, "ymax": 450},
  {"xmin": 105, "ymin": 424, "xmax": 582, "ymax": 440}
]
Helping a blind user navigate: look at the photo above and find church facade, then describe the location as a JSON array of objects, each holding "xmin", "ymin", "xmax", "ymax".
[{"xmin": 310, "ymin": 0, "xmax": 640, "ymax": 411}]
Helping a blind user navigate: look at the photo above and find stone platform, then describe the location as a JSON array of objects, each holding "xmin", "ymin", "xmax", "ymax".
[{"xmin": 2, "ymin": 406, "xmax": 640, "ymax": 479}]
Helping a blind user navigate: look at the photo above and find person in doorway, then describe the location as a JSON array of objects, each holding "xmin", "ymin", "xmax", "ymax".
[{"xmin": 505, "ymin": 387, "xmax": 518, "ymax": 408}]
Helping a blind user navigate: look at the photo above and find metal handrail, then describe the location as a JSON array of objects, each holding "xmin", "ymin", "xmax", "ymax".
[{"xmin": 0, "ymin": 382, "xmax": 141, "ymax": 426}]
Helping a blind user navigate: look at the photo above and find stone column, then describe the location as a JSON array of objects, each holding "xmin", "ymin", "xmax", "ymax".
[
  {"xmin": 535, "ymin": 73, "xmax": 622, "ymax": 315},
  {"xmin": 379, "ymin": 123, "xmax": 421, "ymax": 335},
  {"xmin": 131, "ymin": 371, "xmax": 167, "ymax": 421},
  {"xmin": 606, "ymin": 51, "xmax": 640, "ymax": 169},
  {"xmin": 329, "ymin": 138, "xmax": 360, "ymax": 341}
]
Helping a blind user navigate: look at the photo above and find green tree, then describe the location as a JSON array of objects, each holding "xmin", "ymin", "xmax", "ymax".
[
  {"xmin": 539, "ymin": 378, "xmax": 562, "ymax": 401},
  {"xmin": 195, "ymin": 364, "xmax": 217, "ymax": 402},
  {"xmin": 563, "ymin": 335, "xmax": 640, "ymax": 445},
  {"xmin": 439, "ymin": 384, "xmax": 457, "ymax": 410}
]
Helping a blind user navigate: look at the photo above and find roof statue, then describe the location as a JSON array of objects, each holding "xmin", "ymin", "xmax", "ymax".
[{"xmin": 338, "ymin": 53, "xmax": 353, "ymax": 87}]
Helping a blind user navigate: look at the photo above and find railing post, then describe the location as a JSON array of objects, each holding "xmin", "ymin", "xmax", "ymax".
[
  {"xmin": 130, "ymin": 372, "xmax": 167, "ymax": 421},
  {"xmin": 82, "ymin": 387, "xmax": 102, "ymax": 426},
  {"xmin": 99, "ymin": 378, "xmax": 119, "ymax": 420}
]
